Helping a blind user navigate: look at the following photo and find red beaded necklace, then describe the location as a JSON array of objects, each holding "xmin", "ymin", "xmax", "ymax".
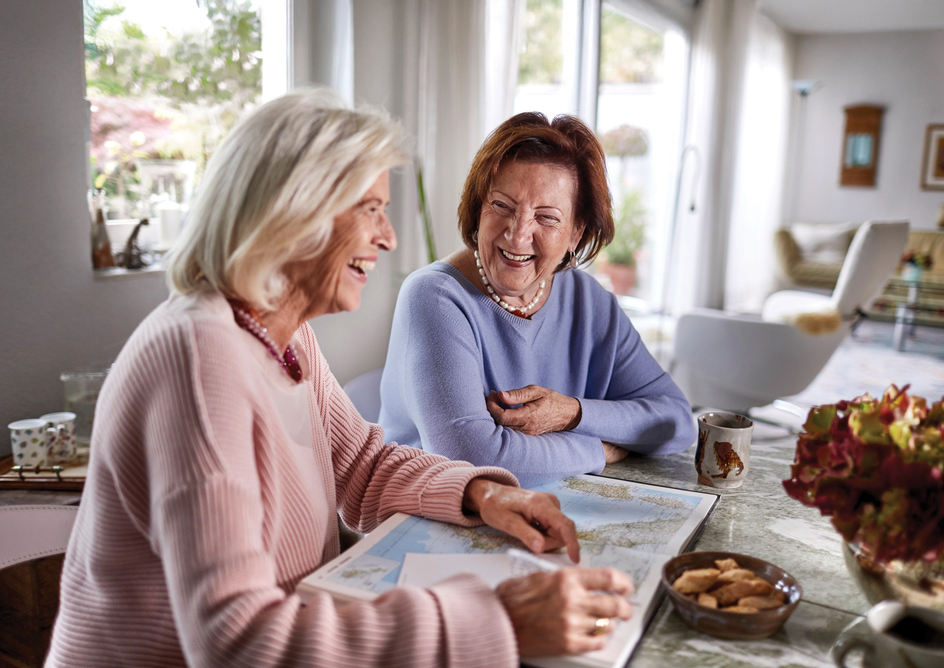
[{"xmin": 229, "ymin": 301, "xmax": 303, "ymax": 382}]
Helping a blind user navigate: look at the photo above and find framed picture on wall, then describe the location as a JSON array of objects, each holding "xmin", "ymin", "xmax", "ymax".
[
  {"xmin": 840, "ymin": 105, "xmax": 884, "ymax": 187},
  {"xmin": 920, "ymin": 124, "xmax": 944, "ymax": 191}
]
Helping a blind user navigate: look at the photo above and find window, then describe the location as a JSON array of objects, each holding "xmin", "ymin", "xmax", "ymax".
[
  {"xmin": 515, "ymin": 0, "xmax": 573, "ymax": 118},
  {"xmin": 514, "ymin": 0, "xmax": 690, "ymax": 310},
  {"xmin": 84, "ymin": 0, "xmax": 265, "ymax": 265}
]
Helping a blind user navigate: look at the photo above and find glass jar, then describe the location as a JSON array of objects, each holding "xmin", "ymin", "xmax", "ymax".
[{"xmin": 60, "ymin": 369, "xmax": 109, "ymax": 447}]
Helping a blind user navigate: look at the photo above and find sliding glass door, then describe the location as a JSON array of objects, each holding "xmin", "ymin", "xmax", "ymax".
[{"xmin": 514, "ymin": 0, "xmax": 689, "ymax": 311}]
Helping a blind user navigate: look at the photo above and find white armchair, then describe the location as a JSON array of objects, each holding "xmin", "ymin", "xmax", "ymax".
[{"xmin": 673, "ymin": 220, "xmax": 909, "ymax": 412}]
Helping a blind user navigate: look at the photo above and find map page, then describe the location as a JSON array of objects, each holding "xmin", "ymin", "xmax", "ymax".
[{"xmin": 298, "ymin": 476, "xmax": 717, "ymax": 668}]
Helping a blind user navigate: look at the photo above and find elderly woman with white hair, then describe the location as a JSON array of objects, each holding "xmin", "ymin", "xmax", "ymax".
[{"xmin": 46, "ymin": 90, "xmax": 632, "ymax": 668}]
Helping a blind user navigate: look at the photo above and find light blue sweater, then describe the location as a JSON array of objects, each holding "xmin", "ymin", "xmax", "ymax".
[{"xmin": 378, "ymin": 262, "xmax": 696, "ymax": 488}]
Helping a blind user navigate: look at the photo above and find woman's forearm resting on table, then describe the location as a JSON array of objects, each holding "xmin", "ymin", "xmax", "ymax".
[
  {"xmin": 572, "ymin": 390, "xmax": 697, "ymax": 455},
  {"xmin": 488, "ymin": 383, "xmax": 695, "ymax": 460}
]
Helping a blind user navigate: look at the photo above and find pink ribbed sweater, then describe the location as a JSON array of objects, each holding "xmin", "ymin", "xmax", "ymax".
[{"xmin": 45, "ymin": 292, "xmax": 519, "ymax": 668}]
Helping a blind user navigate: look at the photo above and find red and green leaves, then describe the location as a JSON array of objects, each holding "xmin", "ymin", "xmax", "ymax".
[{"xmin": 783, "ymin": 385, "xmax": 944, "ymax": 563}]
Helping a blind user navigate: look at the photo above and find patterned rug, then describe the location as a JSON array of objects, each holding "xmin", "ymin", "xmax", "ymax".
[{"xmin": 785, "ymin": 319, "xmax": 944, "ymax": 407}]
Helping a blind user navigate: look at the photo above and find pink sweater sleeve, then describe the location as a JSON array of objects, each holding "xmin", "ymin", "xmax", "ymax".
[
  {"xmin": 295, "ymin": 324, "xmax": 520, "ymax": 531},
  {"xmin": 159, "ymin": 480, "xmax": 518, "ymax": 668},
  {"xmin": 148, "ymin": 310, "xmax": 517, "ymax": 668},
  {"xmin": 289, "ymin": 325, "xmax": 524, "ymax": 667}
]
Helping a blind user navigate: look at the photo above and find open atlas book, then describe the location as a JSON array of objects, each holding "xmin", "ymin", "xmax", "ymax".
[{"xmin": 298, "ymin": 475, "xmax": 718, "ymax": 668}]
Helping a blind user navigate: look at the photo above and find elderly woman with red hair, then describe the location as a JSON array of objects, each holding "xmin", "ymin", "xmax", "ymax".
[{"xmin": 379, "ymin": 112, "xmax": 695, "ymax": 488}]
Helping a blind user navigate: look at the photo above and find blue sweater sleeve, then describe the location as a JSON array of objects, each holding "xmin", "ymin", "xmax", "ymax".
[
  {"xmin": 379, "ymin": 272, "xmax": 605, "ymax": 489},
  {"xmin": 569, "ymin": 302, "xmax": 696, "ymax": 455}
]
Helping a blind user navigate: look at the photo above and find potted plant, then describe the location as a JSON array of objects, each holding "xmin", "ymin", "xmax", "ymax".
[
  {"xmin": 783, "ymin": 385, "xmax": 944, "ymax": 609},
  {"xmin": 601, "ymin": 124, "xmax": 649, "ymax": 167},
  {"xmin": 600, "ymin": 191, "xmax": 647, "ymax": 295}
]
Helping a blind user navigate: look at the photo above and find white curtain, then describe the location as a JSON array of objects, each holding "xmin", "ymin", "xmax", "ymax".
[
  {"xmin": 291, "ymin": 0, "xmax": 355, "ymax": 103},
  {"xmin": 394, "ymin": 0, "xmax": 523, "ymax": 278},
  {"xmin": 723, "ymin": 11, "xmax": 793, "ymax": 312},
  {"xmin": 668, "ymin": 0, "xmax": 794, "ymax": 314}
]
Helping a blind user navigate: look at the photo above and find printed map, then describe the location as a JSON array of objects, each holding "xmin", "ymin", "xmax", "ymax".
[{"xmin": 325, "ymin": 476, "xmax": 706, "ymax": 596}]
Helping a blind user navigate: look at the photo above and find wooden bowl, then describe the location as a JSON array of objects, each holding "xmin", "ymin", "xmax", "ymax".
[{"xmin": 661, "ymin": 551, "xmax": 802, "ymax": 640}]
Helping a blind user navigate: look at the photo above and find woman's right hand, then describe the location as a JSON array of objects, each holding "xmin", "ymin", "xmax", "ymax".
[
  {"xmin": 496, "ymin": 568, "xmax": 633, "ymax": 657},
  {"xmin": 602, "ymin": 441, "xmax": 629, "ymax": 464}
]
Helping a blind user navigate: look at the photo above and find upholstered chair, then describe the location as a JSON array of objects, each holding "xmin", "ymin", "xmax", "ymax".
[{"xmin": 673, "ymin": 220, "xmax": 909, "ymax": 412}]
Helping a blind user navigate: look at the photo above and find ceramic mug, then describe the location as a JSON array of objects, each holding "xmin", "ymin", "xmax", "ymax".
[
  {"xmin": 40, "ymin": 411, "xmax": 77, "ymax": 463},
  {"xmin": 695, "ymin": 412, "xmax": 753, "ymax": 488},
  {"xmin": 831, "ymin": 600, "xmax": 944, "ymax": 668},
  {"xmin": 9, "ymin": 419, "xmax": 55, "ymax": 467}
]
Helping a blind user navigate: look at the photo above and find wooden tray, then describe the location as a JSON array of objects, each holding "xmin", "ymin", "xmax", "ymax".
[{"xmin": 0, "ymin": 455, "xmax": 87, "ymax": 491}]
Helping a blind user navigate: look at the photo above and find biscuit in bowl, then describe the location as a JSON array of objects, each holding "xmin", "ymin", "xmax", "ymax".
[{"xmin": 661, "ymin": 551, "xmax": 802, "ymax": 640}]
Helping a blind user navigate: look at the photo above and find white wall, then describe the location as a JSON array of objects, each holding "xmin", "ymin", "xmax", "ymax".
[
  {"xmin": 791, "ymin": 29, "xmax": 944, "ymax": 229},
  {"xmin": 0, "ymin": 0, "xmax": 169, "ymax": 456}
]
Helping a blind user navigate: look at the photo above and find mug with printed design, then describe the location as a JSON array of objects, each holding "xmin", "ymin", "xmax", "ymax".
[
  {"xmin": 695, "ymin": 412, "xmax": 754, "ymax": 489},
  {"xmin": 9, "ymin": 419, "xmax": 55, "ymax": 467}
]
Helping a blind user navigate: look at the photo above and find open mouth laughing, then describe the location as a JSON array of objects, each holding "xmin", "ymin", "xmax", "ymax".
[
  {"xmin": 348, "ymin": 258, "xmax": 376, "ymax": 277},
  {"xmin": 500, "ymin": 248, "xmax": 535, "ymax": 262}
]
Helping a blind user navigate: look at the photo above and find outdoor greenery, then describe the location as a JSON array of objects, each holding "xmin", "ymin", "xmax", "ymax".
[
  {"xmin": 605, "ymin": 191, "xmax": 647, "ymax": 267},
  {"xmin": 85, "ymin": 0, "xmax": 260, "ymax": 107},
  {"xmin": 518, "ymin": 0, "xmax": 563, "ymax": 85},
  {"xmin": 599, "ymin": 5, "xmax": 663, "ymax": 84},
  {"xmin": 83, "ymin": 0, "xmax": 261, "ymax": 212}
]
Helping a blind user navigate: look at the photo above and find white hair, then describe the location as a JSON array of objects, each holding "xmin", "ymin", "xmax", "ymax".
[{"xmin": 165, "ymin": 88, "xmax": 407, "ymax": 310}]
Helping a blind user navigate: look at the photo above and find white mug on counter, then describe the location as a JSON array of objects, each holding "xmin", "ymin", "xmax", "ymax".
[
  {"xmin": 8, "ymin": 412, "xmax": 78, "ymax": 467},
  {"xmin": 831, "ymin": 600, "xmax": 944, "ymax": 668},
  {"xmin": 9, "ymin": 419, "xmax": 55, "ymax": 467},
  {"xmin": 39, "ymin": 412, "xmax": 77, "ymax": 462}
]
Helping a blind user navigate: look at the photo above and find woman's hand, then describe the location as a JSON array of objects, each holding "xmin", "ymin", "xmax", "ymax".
[
  {"xmin": 497, "ymin": 568, "xmax": 634, "ymax": 657},
  {"xmin": 486, "ymin": 385, "xmax": 581, "ymax": 435},
  {"xmin": 463, "ymin": 479, "xmax": 580, "ymax": 563},
  {"xmin": 602, "ymin": 441, "xmax": 630, "ymax": 464}
]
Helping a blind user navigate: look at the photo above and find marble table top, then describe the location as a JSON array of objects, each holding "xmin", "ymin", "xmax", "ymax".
[{"xmin": 602, "ymin": 419, "xmax": 869, "ymax": 668}]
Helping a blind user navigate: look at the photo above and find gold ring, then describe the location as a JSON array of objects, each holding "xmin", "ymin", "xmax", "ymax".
[{"xmin": 591, "ymin": 617, "xmax": 610, "ymax": 636}]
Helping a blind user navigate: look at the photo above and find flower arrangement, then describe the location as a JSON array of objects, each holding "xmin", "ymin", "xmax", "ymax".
[
  {"xmin": 783, "ymin": 385, "xmax": 944, "ymax": 564},
  {"xmin": 900, "ymin": 250, "xmax": 933, "ymax": 271}
]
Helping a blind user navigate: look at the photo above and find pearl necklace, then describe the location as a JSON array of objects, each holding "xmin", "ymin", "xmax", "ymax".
[
  {"xmin": 230, "ymin": 302, "xmax": 303, "ymax": 382},
  {"xmin": 474, "ymin": 250, "xmax": 545, "ymax": 315}
]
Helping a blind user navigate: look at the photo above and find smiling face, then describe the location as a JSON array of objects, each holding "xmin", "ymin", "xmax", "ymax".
[
  {"xmin": 476, "ymin": 160, "xmax": 584, "ymax": 305},
  {"xmin": 289, "ymin": 170, "xmax": 396, "ymax": 318}
]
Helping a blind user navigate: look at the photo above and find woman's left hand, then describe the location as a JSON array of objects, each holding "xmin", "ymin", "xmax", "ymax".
[
  {"xmin": 463, "ymin": 478, "xmax": 580, "ymax": 563},
  {"xmin": 486, "ymin": 385, "xmax": 581, "ymax": 435}
]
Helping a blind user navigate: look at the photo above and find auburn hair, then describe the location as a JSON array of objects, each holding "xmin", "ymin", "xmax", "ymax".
[{"xmin": 457, "ymin": 112, "xmax": 614, "ymax": 269}]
